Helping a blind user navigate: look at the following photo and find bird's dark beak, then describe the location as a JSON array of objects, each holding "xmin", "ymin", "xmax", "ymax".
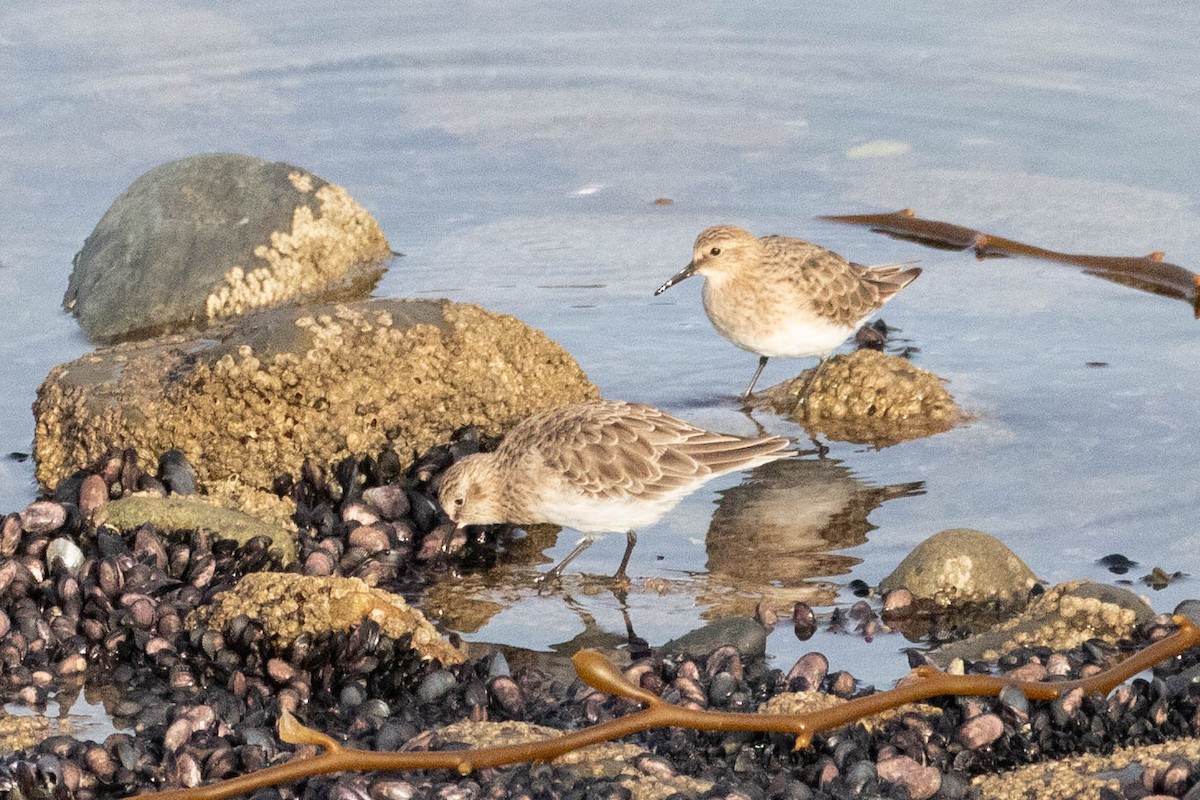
[{"xmin": 654, "ymin": 262, "xmax": 697, "ymax": 295}]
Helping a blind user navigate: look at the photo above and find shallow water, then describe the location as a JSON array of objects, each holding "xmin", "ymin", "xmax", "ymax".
[{"xmin": 1, "ymin": 2, "xmax": 1198, "ymax": 689}]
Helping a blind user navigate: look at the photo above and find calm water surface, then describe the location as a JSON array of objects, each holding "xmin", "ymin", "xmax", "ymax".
[{"xmin": 2, "ymin": 3, "xmax": 1198, "ymax": 698}]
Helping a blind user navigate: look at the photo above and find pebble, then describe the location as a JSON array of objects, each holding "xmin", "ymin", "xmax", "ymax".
[
  {"xmin": 876, "ymin": 755, "xmax": 941, "ymax": 800},
  {"xmin": 882, "ymin": 587, "xmax": 913, "ymax": 616},
  {"xmin": 362, "ymin": 485, "xmax": 410, "ymax": 521},
  {"xmin": 958, "ymin": 713, "xmax": 1004, "ymax": 749},
  {"xmin": 19, "ymin": 501, "xmax": 66, "ymax": 534},
  {"xmin": 45, "ymin": 538, "xmax": 84, "ymax": 573},
  {"xmin": 78, "ymin": 474, "xmax": 109, "ymax": 520},
  {"xmin": 416, "ymin": 670, "xmax": 458, "ymax": 704},
  {"xmin": 786, "ymin": 652, "xmax": 829, "ymax": 692},
  {"xmin": 792, "ymin": 602, "xmax": 817, "ymax": 640}
]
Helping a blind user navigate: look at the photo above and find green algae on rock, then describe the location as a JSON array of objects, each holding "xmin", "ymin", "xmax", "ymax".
[
  {"xmin": 33, "ymin": 298, "xmax": 598, "ymax": 495},
  {"xmin": 64, "ymin": 153, "xmax": 392, "ymax": 343},
  {"xmin": 191, "ymin": 572, "xmax": 465, "ymax": 665},
  {"xmin": 104, "ymin": 495, "xmax": 297, "ymax": 565},
  {"xmin": 879, "ymin": 528, "xmax": 1038, "ymax": 607},
  {"xmin": 760, "ymin": 349, "xmax": 963, "ymax": 446}
]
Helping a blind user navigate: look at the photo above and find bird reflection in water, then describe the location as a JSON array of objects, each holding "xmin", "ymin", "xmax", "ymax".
[{"xmin": 701, "ymin": 457, "xmax": 923, "ymax": 613}]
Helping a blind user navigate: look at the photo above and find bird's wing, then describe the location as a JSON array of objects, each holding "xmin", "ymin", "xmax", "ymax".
[
  {"xmin": 769, "ymin": 237, "xmax": 919, "ymax": 326},
  {"xmin": 516, "ymin": 402, "xmax": 789, "ymax": 501}
]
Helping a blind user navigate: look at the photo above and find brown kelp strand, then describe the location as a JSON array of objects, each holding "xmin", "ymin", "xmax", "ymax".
[
  {"xmin": 820, "ymin": 208, "xmax": 1200, "ymax": 317},
  {"xmin": 119, "ymin": 617, "xmax": 1200, "ymax": 800}
]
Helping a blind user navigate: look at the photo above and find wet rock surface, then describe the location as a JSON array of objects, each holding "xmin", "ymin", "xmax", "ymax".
[
  {"xmin": 928, "ymin": 579, "xmax": 1153, "ymax": 666},
  {"xmin": 760, "ymin": 349, "xmax": 963, "ymax": 446},
  {"xmin": 64, "ymin": 153, "xmax": 392, "ymax": 343},
  {"xmin": 879, "ymin": 528, "xmax": 1039, "ymax": 606},
  {"xmin": 33, "ymin": 298, "xmax": 598, "ymax": 496}
]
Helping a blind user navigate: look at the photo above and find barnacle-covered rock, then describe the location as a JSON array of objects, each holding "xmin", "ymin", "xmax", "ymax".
[
  {"xmin": 762, "ymin": 349, "xmax": 963, "ymax": 446},
  {"xmin": 928, "ymin": 580, "xmax": 1153, "ymax": 666},
  {"xmin": 192, "ymin": 572, "xmax": 464, "ymax": 665},
  {"xmin": 64, "ymin": 153, "xmax": 391, "ymax": 343},
  {"xmin": 33, "ymin": 298, "xmax": 597, "ymax": 496},
  {"xmin": 879, "ymin": 528, "xmax": 1038, "ymax": 607}
]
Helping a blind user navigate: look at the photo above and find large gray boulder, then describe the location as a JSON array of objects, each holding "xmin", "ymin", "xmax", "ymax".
[{"xmin": 65, "ymin": 153, "xmax": 392, "ymax": 342}]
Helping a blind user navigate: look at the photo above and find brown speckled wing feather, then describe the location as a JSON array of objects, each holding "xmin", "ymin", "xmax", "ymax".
[
  {"xmin": 764, "ymin": 236, "xmax": 921, "ymax": 327},
  {"xmin": 502, "ymin": 400, "xmax": 789, "ymax": 501}
]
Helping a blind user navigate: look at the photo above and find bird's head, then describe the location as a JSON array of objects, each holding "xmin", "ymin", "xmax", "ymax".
[
  {"xmin": 437, "ymin": 455, "xmax": 505, "ymax": 526},
  {"xmin": 654, "ymin": 225, "xmax": 758, "ymax": 295}
]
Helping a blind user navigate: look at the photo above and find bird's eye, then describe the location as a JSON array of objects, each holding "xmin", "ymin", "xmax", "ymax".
[
  {"xmin": 709, "ymin": 247, "xmax": 721, "ymax": 256},
  {"xmin": 454, "ymin": 497, "xmax": 465, "ymax": 507}
]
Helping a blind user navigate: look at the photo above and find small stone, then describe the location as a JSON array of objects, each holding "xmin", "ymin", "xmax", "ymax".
[
  {"xmin": 362, "ymin": 485, "xmax": 410, "ymax": 521},
  {"xmin": 829, "ymin": 671, "xmax": 856, "ymax": 697},
  {"xmin": 792, "ymin": 602, "xmax": 817, "ymax": 640},
  {"xmin": 786, "ymin": 652, "xmax": 828, "ymax": 692},
  {"xmin": 877, "ymin": 755, "xmax": 941, "ymax": 800},
  {"xmin": 266, "ymin": 658, "xmax": 297, "ymax": 685},
  {"xmin": 0, "ymin": 514, "xmax": 20, "ymax": 557},
  {"xmin": 958, "ymin": 713, "xmax": 1004, "ymax": 749},
  {"xmin": 79, "ymin": 474, "xmax": 109, "ymax": 520},
  {"xmin": 45, "ymin": 538, "xmax": 84, "ymax": 573},
  {"xmin": 1004, "ymin": 662, "xmax": 1047, "ymax": 683},
  {"xmin": 755, "ymin": 601, "xmax": 778, "ymax": 627},
  {"xmin": 416, "ymin": 670, "xmax": 458, "ymax": 704},
  {"xmin": 20, "ymin": 501, "xmax": 67, "ymax": 534},
  {"xmin": 348, "ymin": 525, "xmax": 391, "ymax": 554},
  {"xmin": 882, "ymin": 588, "xmax": 913, "ymax": 616},
  {"xmin": 343, "ymin": 502, "xmax": 381, "ymax": 527},
  {"xmin": 162, "ymin": 718, "xmax": 193, "ymax": 752}
]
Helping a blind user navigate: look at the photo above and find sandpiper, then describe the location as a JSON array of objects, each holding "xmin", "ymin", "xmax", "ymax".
[
  {"xmin": 655, "ymin": 226, "xmax": 921, "ymax": 400},
  {"xmin": 437, "ymin": 398, "xmax": 791, "ymax": 582}
]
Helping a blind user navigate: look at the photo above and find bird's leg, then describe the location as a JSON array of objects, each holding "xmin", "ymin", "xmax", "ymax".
[
  {"xmin": 537, "ymin": 536, "xmax": 595, "ymax": 584},
  {"xmin": 797, "ymin": 356, "xmax": 830, "ymax": 410},
  {"xmin": 612, "ymin": 531, "xmax": 637, "ymax": 583},
  {"xmin": 741, "ymin": 356, "xmax": 770, "ymax": 401}
]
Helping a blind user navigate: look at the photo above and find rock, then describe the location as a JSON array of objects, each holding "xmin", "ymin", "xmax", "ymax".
[
  {"xmin": 34, "ymin": 298, "xmax": 597, "ymax": 495},
  {"xmin": 659, "ymin": 617, "xmax": 767, "ymax": 660},
  {"xmin": 876, "ymin": 755, "xmax": 941, "ymax": 800},
  {"xmin": 928, "ymin": 581, "xmax": 1154, "ymax": 666},
  {"xmin": 190, "ymin": 572, "xmax": 465, "ymax": 665},
  {"xmin": 879, "ymin": 528, "xmax": 1038, "ymax": 606},
  {"xmin": 759, "ymin": 350, "xmax": 963, "ymax": 446},
  {"xmin": 104, "ymin": 495, "xmax": 297, "ymax": 564},
  {"xmin": 45, "ymin": 538, "xmax": 85, "ymax": 573},
  {"xmin": 958, "ymin": 713, "xmax": 1004, "ymax": 749},
  {"xmin": 64, "ymin": 153, "xmax": 392, "ymax": 343}
]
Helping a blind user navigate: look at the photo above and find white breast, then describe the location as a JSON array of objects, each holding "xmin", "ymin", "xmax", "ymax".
[
  {"xmin": 703, "ymin": 280, "xmax": 863, "ymax": 357},
  {"xmin": 531, "ymin": 486, "xmax": 693, "ymax": 533}
]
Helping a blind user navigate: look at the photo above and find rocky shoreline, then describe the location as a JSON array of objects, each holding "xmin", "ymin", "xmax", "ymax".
[
  {"xmin": 0, "ymin": 436, "xmax": 1198, "ymax": 800},
  {"xmin": 5, "ymin": 154, "xmax": 1194, "ymax": 800}
]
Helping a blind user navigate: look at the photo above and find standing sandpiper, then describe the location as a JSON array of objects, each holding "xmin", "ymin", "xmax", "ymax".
[
  {"xmin": 655, "ymin": 226, "xmax": 921, "ymax": 401},
  {"xmin": 437, "ymin": 398, "xmax": 791, "ymax": 582}
]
